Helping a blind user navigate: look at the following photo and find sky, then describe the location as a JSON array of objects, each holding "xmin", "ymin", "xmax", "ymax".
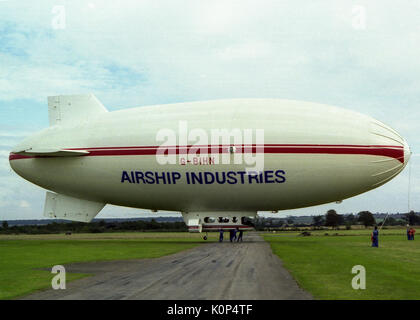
[{"xmin": 1, "ymin": 0, "xmax": 420, "ymax": 220}]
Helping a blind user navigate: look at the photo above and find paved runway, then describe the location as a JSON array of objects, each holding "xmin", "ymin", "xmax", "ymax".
[{"xmin": 22, "ymin": 232, "xmax": 312, "ymax": 300}]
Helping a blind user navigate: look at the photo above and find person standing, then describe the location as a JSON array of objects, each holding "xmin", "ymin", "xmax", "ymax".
[
  {"xmin": 219, "ymin": 229, "xmax": 224, "ymax": 242},
  {"xmin": 232, "ymin": 228, "xmax": 237, "ymax": 242},
  {"xmin": 409, "ymin": 227, "xmax": 416, "ymax": 240},
  {"xmin": 371, "ymin": 226, "xmax": 379, "ymax": 247},
  {"xmin": 407, "ymin": 225, "xmax": 411, "ymax": 240},
  {"xmin": 229, "ymin": 230, "xmax": 233, "ymax": 242},
  {"xmin": 237, "ymin": 228, "xmax": 243, "ymax": 242}
]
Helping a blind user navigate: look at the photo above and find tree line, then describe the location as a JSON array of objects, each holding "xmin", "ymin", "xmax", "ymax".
[
  {"xmin": 314, "ymin": 210, "xmax": 420, "ymax": 228},
  {"xmin": 0, "ymin": 219, "xmax": 187, "ymax": 234},
  {"xmin": 253, "ymin": 210, "xmax": 420, "ymax": 230},
  {"xmin": 1, "ymin": 211, "xmax": 419, "ymax": 234}
]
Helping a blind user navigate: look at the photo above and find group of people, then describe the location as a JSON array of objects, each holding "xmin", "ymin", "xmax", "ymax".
[
  {"xmin": 371, "ymin": 225, "xmax": 417, "ymax": 247},
  {"xmin": 219, "ymin": 228, "xmax": 243, "ymax": 242}
]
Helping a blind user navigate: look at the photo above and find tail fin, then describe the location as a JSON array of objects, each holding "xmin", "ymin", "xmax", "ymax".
[
  {"xmin": 44, "ymin": 192, "xmax": 105, "ymax": 223},
  {"xmin": 48, "ymin": 93, "xmax": 108, "ymax": 127}
]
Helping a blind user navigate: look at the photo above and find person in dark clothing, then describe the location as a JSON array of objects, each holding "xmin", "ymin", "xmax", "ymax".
[
  {"xmin": 232, "ymin": 228, "xmax": 237, "ymax": 242},
  {"xmin": 371, "ymin": 226, "xmax": 379, "ymax": 247},
  {"xmin": 237, "ymin": 228, "xmax": 243, "ymax": 242},
  {"xmin": 219, "ymin": 229, "xmax": 224, "ymax": 242},
  {"xmin": 229, "ymin": 230, "xmax": 233, "ymax": 242},
  {"xmin": 407, "ymin": 225, "xmax": 411, "ymax": 240}
]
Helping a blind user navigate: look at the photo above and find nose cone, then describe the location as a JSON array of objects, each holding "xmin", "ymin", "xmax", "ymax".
[
  {"xmin": 403, "ymin": 139, "xmax": 411, "ymax": 166},
  {"xmin": 368, "ymin": 120, "xmax": 411, "ymax": 188}
]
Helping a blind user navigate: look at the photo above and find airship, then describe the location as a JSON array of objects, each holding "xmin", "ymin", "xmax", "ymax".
[{"xmin": 9, "ymin": 94, "xmax": 411, "ymax": 233}]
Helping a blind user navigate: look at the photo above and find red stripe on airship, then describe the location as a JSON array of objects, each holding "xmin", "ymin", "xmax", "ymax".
[
  {"xmin": 188, "ymin": 225, "xmax": 254, "ymax": 229},
  {"xmin": 9, "ymin": 144, "xmax": 405, "ymax": 163},
  {"xmin": 9, "ymin": 154, "xmax": 32, "ymax": 161}
]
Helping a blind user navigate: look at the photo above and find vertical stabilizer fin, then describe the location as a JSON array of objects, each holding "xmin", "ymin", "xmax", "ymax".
[
  {"xmin": 44, "ymin": 192, "xmax": 105, "ymax": 222},
  {"xmin": 48, "ymin": 93, "xmax": 108, "ymax": 126}
]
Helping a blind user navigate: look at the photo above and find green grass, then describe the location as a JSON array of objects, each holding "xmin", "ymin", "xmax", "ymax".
[
  {"xmin": 3, "ymin": 230, "xmax": 418, "ymax": 300},
  {"xmin": 264, "ymin": 230, "xmax": 420, "ymax": 299},
  {"xmin": 0, "ymin": 232, "xmax": 214, "ymax": 300}
]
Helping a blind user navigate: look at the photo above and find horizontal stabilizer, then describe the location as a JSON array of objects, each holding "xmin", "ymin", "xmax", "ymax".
[
  {"xmin": 13, "ymin": 148, "xmax": 89, "ymax": 157},
  {"xmin": 44, "ymin": 192, "xmax": 105, "ymax": 222},
  {"xmin": 48, "ymin": 93, "xmax": 108, "ymax": 126}
]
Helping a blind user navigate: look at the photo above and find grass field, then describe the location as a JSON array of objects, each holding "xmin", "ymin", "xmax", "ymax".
[
  {"xmin": 264, "ymin": 228, "xmax": 420, "ymax": 299},
  {"xmin": 0, "ymin": 232, "xmax": 216, "ymax": 300},
  {"xmin": 2, "ymin": 229, "xmax": 419, "ymax": 300}
]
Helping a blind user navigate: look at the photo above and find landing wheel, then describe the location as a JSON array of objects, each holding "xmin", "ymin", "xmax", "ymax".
[{"xmin": 203, "ymin": 232, "xmax": 208, "ymax": 241}]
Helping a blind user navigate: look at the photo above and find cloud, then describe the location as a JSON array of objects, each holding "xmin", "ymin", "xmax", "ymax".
[{"xmin": 216, "ymin": 42, "xmax": 273, "ymax": 61}]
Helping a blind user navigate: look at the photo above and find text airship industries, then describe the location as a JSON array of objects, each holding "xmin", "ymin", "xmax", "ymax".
[{"xmin": 121, "ymin": 169, "xmax": 286, "ymax": 185}]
